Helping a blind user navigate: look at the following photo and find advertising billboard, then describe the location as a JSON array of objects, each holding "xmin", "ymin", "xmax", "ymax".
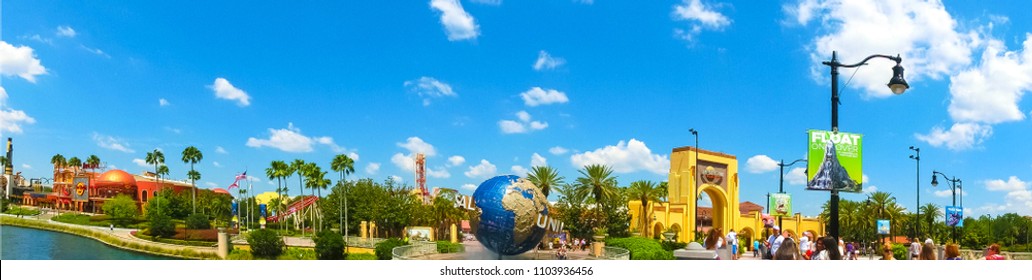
[
  {"xmin": 877, "ymin": 219, "xmax": 890, "ymax": 235},
  {"xmin": 945, "ymin": 206, "xmax": 964, "ymax": 227},
  {"xmin": 769, "ymin": 193, "xmax": 792, "ymax": 217},
  {"xmin": 806, "ymin": 130, "xmax": 863, "ymax": 193},
  {"xmin": 72, "ymin": 177, "xmax": 90, "ymax": 201}
]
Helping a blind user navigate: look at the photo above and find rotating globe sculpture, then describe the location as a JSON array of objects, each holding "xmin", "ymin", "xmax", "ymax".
[{"xmin": 472, "ymin": 175, "xmax": 550, "ymax": 257}]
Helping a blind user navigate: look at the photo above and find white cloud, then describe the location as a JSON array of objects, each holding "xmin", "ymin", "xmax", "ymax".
[
  {"xmin": 462, "ymin": 183, "xmax": 478, "ymax": 191},
  {"xmin": 213, "ymin": 161, "xmax": 222, "ymax": 168},
  {"xmin": 982, "ymin": 176, "xmax": 1032, "ymax": 215},
  {"xmin": 390, "ymin": 175, "xmax": 404, "ymax": 183},
  {"xmin": 428, "ymin": 167, "xmax": 451, "ymax": 179},
  {"xmin": 391, "ymin": 137, "xmax": 438, "ymax": 172},
  {"xmin": 430, "ymin": 0, "xmax": 480, "ymax": 41},
  {"xmin": 933, "ymin": 189, "xmax": 954, "ymax": 198},
  {"xmin": 915, "ymin": 123, "xmax": 992, "ymax": 151},
  {"xmin": 21, "ymin": 164, "xmax": 31, "ymax": 169},
  {"xmin": 786, "ymin": 167, "xmax": 807, "ymax": 185},
  {"xmin": 985, "ymin": 176, "xmax": 1028, "ymax": 192},
  {"xmin": 520, "ymin": 87, "xmax": 569, "ymax": 107},
  {"xmin": 366, "ymin": 163, "xmax": 381, "ymax": 175},
  {"xmin": 672, "ymin": 0, "xmax": 731, "ymax": 42},
  {"xmin": 164, "ymin": 127, "xmax": 181, "ymax": 134},
  {"xmin": 0, "ymin": 41, "xmax": 48, "ymax": 83},
  {"xmin": 570, "ymin": 139, "xmax": 669, "ymax": 175},
  {"xmin": 0, "ymin": 87, "xmax": 36, "ymax": 134},
  {"xmin": 209, "ymin": 77, "xmax": 251, "ymax": 107},
  {"xmin": 159, "ymin": 98, "xmax": 170, "ymax": 107},
  {"xmin": 391, "ymin": 153, "xmax": 416, "ymax": 173},
  {"xmin": 533, "ymin": 51, "xmax": 566, "ymax": 71},
  {"xmin": 947, "ymin": 34, "xmax": 1032, "ymax": 124},
  {"xmin": 132, "ymin": 158, "xmax": 149, "ymax": 168},
  {"xmin": 531, "ymin": 153, "xmax": 547, "ymax": 167},
  {"xmin": 93, "ymin": 133, "xmax": 134, "ymax": 153},
  {"xmin": 498, "ymin": 111, "xmax": 548, "ymax": 134},
  {"xmin": 246, "ymin": 123, "xmax": 344, "ymax": 153},
  {"xmin": 56, "ymin": 26, "xmax": 76, "ymax": 37},
  {"xmin": 448, "ymin": 155, "xmax": 466, "ymax": 167},
  {"xmin": 863, "ymin": 185, "xmax": 878, "ymax": 194},
  {"xmin": 549, "ymin": 146, "xmax": 569, "ymax": 155},
  {"xmin": 80, "ymin": 45, "xmax": 110, "ymax": 58},
  {"xmin": 792, "ymin": 0, "xmax": 974, "ymax": 98},
  {"xmin": 511, "ymin": 165, "xmax": 529, "ymax": 176},
  {"xmin": 215, "ymin": 146, "xmax": 227, "ymax": 154},
  {"xmin": 862, "ymin": 174, "xmax": 870, "ymax": 184},
  {"xmin": 205, "ymin": 182, "xmax": 218, "ymax": 188},
  {"xmin": 745, "ymin": 155, "xmax": 779, "ymax": 174},
  {"xmin": 465, "ymin": 159, "xmax": 497, "ymax": 179},
  {"xmin": 404, "ymin": 76, "xmax": 456, "ymax": 106}
]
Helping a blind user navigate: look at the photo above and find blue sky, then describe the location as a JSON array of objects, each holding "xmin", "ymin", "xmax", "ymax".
[{"xmin": 2, "ymin": 0, "xmax": 1030, "ymax": 218}]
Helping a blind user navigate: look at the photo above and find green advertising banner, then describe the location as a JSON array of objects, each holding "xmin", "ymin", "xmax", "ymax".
[
  {"xmin": 769, "ymin": 193, "xmax": 792, "ymax": 217},
  {"xmin": 806, "ymin": 130, "xmax": 863, "ymax": 193}
]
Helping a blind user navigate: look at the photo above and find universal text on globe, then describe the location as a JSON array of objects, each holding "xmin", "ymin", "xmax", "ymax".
[{"xmin": 454, "ymin": 193, "xmax": 564, "ymax": 232}]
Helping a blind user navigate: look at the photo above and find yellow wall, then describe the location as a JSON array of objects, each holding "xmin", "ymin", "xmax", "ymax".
[{"xmin": 629, "ymin": 147, "xmax": 825, "ymax": 245}]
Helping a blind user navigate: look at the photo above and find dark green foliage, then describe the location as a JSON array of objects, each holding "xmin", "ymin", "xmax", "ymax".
[
  {"xmin": 436, "ymin": 241, "xmax": 464, "ymax": 253},
  {"xmin": 4, "ymin": 206, "xmax": 40, "ymax": 216},
  {"xmin": 374, "ymin": 238, "xmax": 408, "ymax": 260},
  {"xmin": 103, "ymin": 194, "xmax": 138, "ymax": 227},
  {"xmin": 146, "ymin": 197, "xmax": 176, "ymax": 238},
  {"xmin": 313, "ymin": 230, "xmax": 345, "ymax": 260},
  {"xmin": 660, "ymin": 241, "xmax": 688, "ymax": 251},
  {"xmin": 185, "ymin": 213, "xmax": 210, "ymax": 230},
  {"xmin": 247, "ymin": 229, "xmax": 285, "ymax": 259},
  {"xmin": 891, "ymin": 244, "xmax": 908, "ymax": 260},
  {"xmin": 605, "ymin": 237, "xmax": 674, "ymax": 260},
  {"xmin": 347, "ymin": 253, "xmax": 377, "ymax": 260}
]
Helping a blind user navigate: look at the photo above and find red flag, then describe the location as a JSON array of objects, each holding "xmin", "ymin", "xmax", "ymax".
[{"xmin": 228, "ymin": 182, "xmax": 238, "ymax": 190}]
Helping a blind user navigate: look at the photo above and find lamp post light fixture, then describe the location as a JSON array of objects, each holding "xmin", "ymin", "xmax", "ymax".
[
  {"xmin": 821, "ymin": 51, "xmax": 909, "ymax": 242},
  {"xmin": 931, "ymin": 170, "xmax": 961, "ymax": 242},
  {"xmin": 777, "ymin": 159, "xmax": 807, "ymax": 230},
  {"xmin": 690, "ymin": 128, "xmax": 699, "ymax": 236},
  {"xmin": 909, "ymin": 146, "xmax": 920, "ymax": 240}
]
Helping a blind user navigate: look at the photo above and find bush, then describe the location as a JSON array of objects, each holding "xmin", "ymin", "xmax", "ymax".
[
  {"xmin": 436, "ymin": 241, "xmax": 465, "ymax": 253},
  {"xmin": 892, "ymin": 243, "xmax": 908, "ymax": 260},
  {"xmin": 4, "ymin": 206, "xmax": 41, "ymax": 216},
  {"xmin": 247, "ymin": 229, "xmax": 285, "ymax": 259},
  {"xmin": 660, "ymin": 241, "xmax": 688, "ymax": 251},
  {"xmin": 278, "ymin": 247, "xmax": 316, "ymax": 260},
  {"xmin": 313, "ymin": 230, "xmax": 345, "ymax": 260},
  {"xmin": 103, "ymin": 194, "xmax": 138, "ymax": 227},
  {"xmin": 606, "ymin": 237, "xmax": 674, "ymax": 260},
  {"xmin": 374, "ymin": 238, "xmax": 409, "ymax": 260},
  {"xmin": 185, "ymin": 213, "xmax": 211, "ymax": 230},
  {"xmin": 149, "ymin": 213, "xmax": 176, "ymax": 238}
]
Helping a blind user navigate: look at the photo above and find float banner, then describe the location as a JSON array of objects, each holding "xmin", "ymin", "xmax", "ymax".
[
  {"xmin": 877, "ymin": 220, "xmax": 890, "ymax": 235},
  {"xmin": 259, "ymin": 204, "xmax": 268, "ymax": 228},
  {"xmin": 945, "ymin": 206, "xmax": 963, "ymax": 227},
  {"xmin": 806, "ymin": 130, "xmax": 863, "ymax": 193},
  {"xmin": 769, "ymin": 193, "xmax": 792, "ymax": 217},
  {"xmin": 231, "ymin": 201, "xmax": 239, "ymax": 216},
  {"xmin": 72, "ymin": 177, "xmax": 90, "ymax": 201}
]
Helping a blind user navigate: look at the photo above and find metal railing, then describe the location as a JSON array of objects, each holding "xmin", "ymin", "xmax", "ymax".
[
  {"xmin": 346, "ymin": 236, "xmax": 386, "ymax": 249},
  {"xmin": 599, "ymin": 246, "xmax": 630, "ymax": 260},
  {"xmin": 392, "ymin": 241, "xmax": 437, "ymax": 260}
]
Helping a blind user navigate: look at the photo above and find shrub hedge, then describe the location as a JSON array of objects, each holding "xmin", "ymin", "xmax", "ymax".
[
  {"xmin": 247, "ymin": 229, "xmax": 285, "ymax": 259},
  {"xmin": 436, "ymin": 241, "xmax": 465, "ymax": 253},
  {"xmin": 606, "ymin": 237, "xmax": 674, "ymax": 260},
  {"xmin": 374, "ymin": 238, "xmax": 409, "ymax": 260},
  {"xmin": 185, "ymin": 213, "xmax": 211, "ymax": 230},
  {"xmin": 313, "ymin": 230, "xmax": 345, "ymax": 260}
]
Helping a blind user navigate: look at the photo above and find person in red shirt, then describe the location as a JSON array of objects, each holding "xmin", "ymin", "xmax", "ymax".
[{"xmin": 985, "ymin": 243, "xmax": 1006, "ymax": 260}]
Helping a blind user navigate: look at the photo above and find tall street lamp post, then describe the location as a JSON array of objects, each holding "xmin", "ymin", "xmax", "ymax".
[
  {"xmin": 821, "ymin": 51, "xmax": 909, "ymax": 242},
  {"xmin": 909, "ymin": 146, "xmax": 920, "ymax": 240},
  {"xmin": 931, "ymin": 170, "xmax": 961, "ymax": 242},
  {"xmin": 689, "ymin": 128, "xmax": 699, "ymax": 236},
  {"xmin": 777, "ymin": 159, "xmax": 807, "ymax": 230}
]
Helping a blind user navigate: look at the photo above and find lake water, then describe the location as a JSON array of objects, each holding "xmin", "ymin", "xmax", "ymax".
[{"xmin": 1, "ymin": 225, "xmax": 174, "ymax": 260}]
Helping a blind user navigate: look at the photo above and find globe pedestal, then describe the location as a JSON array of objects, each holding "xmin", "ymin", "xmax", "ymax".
[{"xmin": 592, "ymin": 241, "xmax": 605, "ymax": 257}]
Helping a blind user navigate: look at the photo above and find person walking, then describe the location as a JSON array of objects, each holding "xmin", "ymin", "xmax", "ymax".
[
  {"xmin": 909, "ymin": 238, "xmax": 921, "ymax": 260},
  {"xmin": 753, "ymin": 239, "xmax": 760, "ymax": 258},
  {"xmin": 726, "ymin": 229, "xmax": 738, "ymax": 260}
]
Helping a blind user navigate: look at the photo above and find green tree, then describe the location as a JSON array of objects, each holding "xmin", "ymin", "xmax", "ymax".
[
  {"xmin": 290, "ymin": 159, "xmax": 309, "ymax": 234},
  {"xmin": 51, "ymin": 154, "xmax": 67, "ymax": 183},
  {"xmin": 67, "ymin": 157, "xmax": 82, "ymax": 175},
  {"xmin": 527, "ymin": 165, "xmax": 564, "ymax": 198},
  {"xmin": 575, "ymin": 164, "xmax": 618, "ymax": 207},
  {"xmin": 313, "ymin": 230, "xmax": 345, "ymax": 260},
  {"xmin": 103, "ymin": 194, "xmax": 138, "ymax": 227},
  {"xmin": 146, "ymin": 196, "xmax": 176, "ymax": 238},
  {"xmin": 627, "ymin": 180, "xmax": 662, "ymax": 237},
  {"xmin": 247, "ymin": 229, "xmax": 285, "ymax": 259},
  {"xmin": 181, "ymin": 146, "xmax": 203, "ymax": 214},
  {"xmin": 266, "ymin": 160, "xmax": 290, "ymax": 231},
  {"xmin": 306, "ymin": 168, "xmax": 331, "ymax": 230},
  {"xmin": 330, "ymin": 154, "xmax": 355, "ymax": 235},
  {"xmin": 920, "ymin": 203, "xmax": 942, "ymax": 240},
  {"xmin": 86, "ymin": 154, "xmax": 101, "ymax": 173},
  {"xmin": 186, "ymin": 213, "xmax": 211, "ymax": 229}
]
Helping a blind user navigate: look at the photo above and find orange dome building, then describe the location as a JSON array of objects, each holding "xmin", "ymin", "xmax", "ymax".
[{"xmin": 24, "ymin": 166, "xmax": 229, "ymax": 213}]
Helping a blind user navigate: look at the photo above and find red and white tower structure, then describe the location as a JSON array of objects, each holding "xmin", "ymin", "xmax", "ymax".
[{"xmin": 414, "ymin": 153, "xmax": 430, "ymax": 204}]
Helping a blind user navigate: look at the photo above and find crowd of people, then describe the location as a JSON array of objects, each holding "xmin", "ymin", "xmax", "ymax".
[{"xmin": 714, "ymin": 226, "xmax": 1008, "ymax": 260}]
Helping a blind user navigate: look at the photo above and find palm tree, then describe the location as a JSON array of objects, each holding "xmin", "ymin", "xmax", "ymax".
[
  {"xmin": 920, "ymin": 203, "xmax": 942, "ymax": 240},
  {"xmin": 181, "ymin": 146, "xmax": 203, "ymax": 214},
  {"xmin": 307, "ymin": 169, "xmax": 330, "ymax": 230},
  {"xmin": 330, "ymin": 154, "xmax": 355, "ymax": 238},
  {"xmin": 146, "ymin": 149, "xmax": 165, "ymax": 190},
  {"xmin": 627, "ymin": 180, "xmax": 662, "ymax": 237},
  {"xmin": 86, "ymin": 154, "xmax": 101, "ymax": 173},
  {"xmin": 67, "ymin": 157, "xmax": 82, "ymax": 176},
  {"xmin": 267, "ymin": 160, "xmax": 289, "ymax": 231},
  {"xmin": 575, "ymin": 164, "xmax": 618, "ymax": 207},
  {"xmin": 290, "ymin": 159, "xmax": 309, "ymax": 235},
  {"xmin": 527, "ymin": 165, "xmax": 564, "ymax": 198},
  {"xmin": 50, "ymin": 154, "xmax": 67, "ymax": 189}
]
